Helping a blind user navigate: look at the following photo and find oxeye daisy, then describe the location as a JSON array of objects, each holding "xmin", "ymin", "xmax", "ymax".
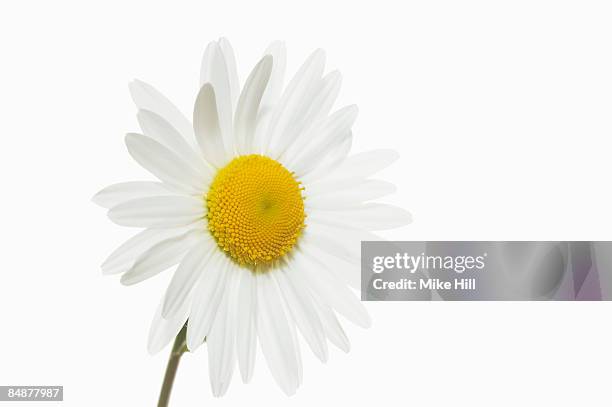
[{"xmin": 94, "ymin": 38, "xmax": 411, "ymax": 401}]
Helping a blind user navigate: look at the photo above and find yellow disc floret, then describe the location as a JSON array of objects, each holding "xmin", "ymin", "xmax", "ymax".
[{"xmin": 206, "ymin": 154, "xmax": 306, "ymax": 268}]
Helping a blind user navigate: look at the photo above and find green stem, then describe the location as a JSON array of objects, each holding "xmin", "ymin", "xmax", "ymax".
[{"xmin": 157, "ymin": 325, "xmax": 188, "ymax": 407}]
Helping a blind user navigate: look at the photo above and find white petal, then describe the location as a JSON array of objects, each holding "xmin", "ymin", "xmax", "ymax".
[
  {"xmin": 298, "ymin": 131, "xmax": 352, "ymax": 182},
  {"xmin": 291, "ymin": 251, "xmax": 371, "ymax": 329},
  {"xmin": 263, "ymin": 49, "xmax": 325, "ymax": 157},
  {"xmin": 193, "ymin": 84, "xmax": 227, "ymax": 168},
  {"xmin": 101, "ymin": 224, "xmax": 200, "ymax": 275},
  {"xmin": 92, "ymin": 181, "xmax": 174, "ymax": 209},
  {"xmin": 256, "ymin": 272, "xmax": 299, "ymax": 396},
  {"xmin": 301, "ymin": 223, "xmax": 379, "ymax": 264},
  {"xmin": 207, "ymin": 265, "xmax": 238, "ymax": 397},
  {"xmin": 120, "ymin": 229, "xmax": 203, "ymax": 286},
  {"xmin": 312, "ymin": 298, "xmax": 350, "ymax": 352},
  {"xmin": 311, "ymin": 149, "xmax": 399, "ymax": 188},
  {"xmin": 234, "ymin": 55, "xmax": 273, "ymax": 155},
  {"xmin": 306, "ymin": 180, "xmax": 396, "ymax": 209},
  {"xmin": 148, "ymin": 295, "xmax": 190, "ymax": 355},
  {"xmin": 281, "ymin": 70, "xmax": 342, "ymax": 163},
  {"xmin": 299, "ymin": 242, "xmax": 360, "ymax": 290},
  {"xmin": 125, "ymin": 133, "xmax": 207, "ymax": 194},
  {"xmin": 268, "ymin": 74, "xmax": 324, "ymax": 159},
  {"xmin": 304, "ymin": 222, "xmax": 361, "ymax": 261},
  {"xmin": 299, "ymin": 70, "xmax": 342, "ymax": 134},
  {"xmin": 129, "ymin": 79, "xmax": 196, "ymax": 148},
  {"xmin": 137, "ymin": 109, "xmax": 210, "ymax": 175},
  {"xmin": 275, "ymin": 268, "xmax": 328, "ymax": 362},
  {"xmin": 305, "ymin": 177, "xmax": 390, "ymax": 197},
  {"xmin": 218, "ymin": 38, "xmax": 240, "ymax": 108},
  {"xmin": 340, "ymin": 149, "xmax": 400, "ymax": 177},
  {"xmin": 259, "ymin": 41, "xmax": 286, "ymax": 117},
  {"xmin": 251, "ymin": 107, "xmax": 273, "ymax": 156},
  {"xmin": 108, "ymin": 195, "xmax": 204, "ymax": 228},
  {"xmin": 162, "ymin": 235, "xmax": 215, "ymax": 318},
  {"xmin": 287, "ymin": 309, "xmax": 303, "ymax": 385},
  {"xmin": 200, "ymin": 41, "xmax": 233, "ymax": 154},
  {"xmin": 288, "ymin": 105, "xmax": 358, "ymax": 176},
  {"xmin": 187, "ymin": 253, "xmax": 229, "ymax": 351},
  {"xmin": 309, "ymin": 203, "xmax": 412, "ymax": 231},
  {"xmin": 236, "ymin": 270, "xmax": 257, "ymax": 383}
]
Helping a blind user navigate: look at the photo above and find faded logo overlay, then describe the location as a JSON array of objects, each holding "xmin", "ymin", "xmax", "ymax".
[{"xmin": 361, "ymin": 242, "xmax": 612, "ymax": 301}]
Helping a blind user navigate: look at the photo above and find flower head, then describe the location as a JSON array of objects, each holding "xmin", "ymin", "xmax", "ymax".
[{"xmin": 94, "ymin": 38, "xmax": 411, "ymax": 396}]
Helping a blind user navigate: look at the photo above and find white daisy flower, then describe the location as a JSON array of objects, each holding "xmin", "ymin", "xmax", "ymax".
[{"xmin": 94, "ymin": 38, "xmax": 411, "ymax": 399}]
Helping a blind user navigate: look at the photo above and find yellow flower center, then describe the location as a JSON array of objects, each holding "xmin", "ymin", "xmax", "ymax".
[{"xmin": 206, "ymin": 154, "xmax": 305, "ymax": 268}]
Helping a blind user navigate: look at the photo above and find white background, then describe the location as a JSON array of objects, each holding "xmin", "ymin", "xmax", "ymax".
[{"xmin": 1, "ymin": 0, "xmax": 611, "ymax": 406}]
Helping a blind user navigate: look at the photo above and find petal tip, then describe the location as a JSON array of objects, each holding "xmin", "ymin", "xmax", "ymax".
[
  {"xmin": 401, "ymin": 210, "xmax": 413, "ymax": 225},
  {"xmin": 313, "ymin": 48, "xmax": 326, "ymax": 60},
  {"xmin": 281, "ymin": 386, "xmax": 297, "ymax": 397},
  {"xmin": 326, "ymin": 69, "xmax": 342, "ymax": 81},
  {"xmin": 91, "ymin": 190, "xmax": 104, "ymax": 207},
  {"xmin": 124, "ymin": 132, "xmax": 139, "ymax": 146},
  {"xmin": 240, "ymin": 371, "xmax": 253, "ymax": 384},
  {"xmin": 386, "ymin": 149, "xmax": 400, "ymax": 163},
  {"xmin": 119, "ymin": 272, "xmax": 137, "ymax": 286},
  {"xmin": 146, "ymin": 342, "xmax": 160, "ymax": 355}
]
